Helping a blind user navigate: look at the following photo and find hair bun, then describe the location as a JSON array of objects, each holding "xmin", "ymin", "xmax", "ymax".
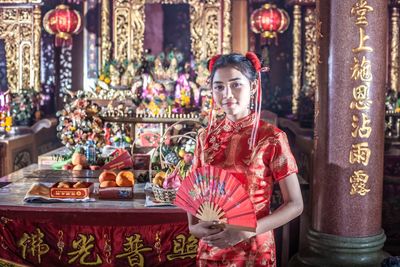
[
  {"xmin": 208, "ymin": 54, "xmax": 222, "ymax": 72},
  {"xmin": 245, "ymin": 52, "xmax": 261, "ymax": 72}
]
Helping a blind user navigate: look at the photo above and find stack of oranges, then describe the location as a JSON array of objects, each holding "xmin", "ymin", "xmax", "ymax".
[{"xmin": 99, "ymin": 170, "xmax": 135, "ymax": 188}]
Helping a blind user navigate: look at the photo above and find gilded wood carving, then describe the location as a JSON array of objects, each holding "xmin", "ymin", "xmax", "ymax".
[
  {"xmin": 105, "ymin": 0, "xmax": 231, "ymax": 64},
  {"xmin": 0, "ymin": 3, "xmax": 41, "ymax": 92}
]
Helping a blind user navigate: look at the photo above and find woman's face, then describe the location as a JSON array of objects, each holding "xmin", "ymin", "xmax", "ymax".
[{"xmin": 212, "ymin": 66, "xmax": 256, "ymax": 121}]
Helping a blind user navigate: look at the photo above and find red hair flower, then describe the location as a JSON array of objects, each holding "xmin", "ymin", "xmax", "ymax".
[
  {"xmin": 208, "ymin": 54, "xmax": 222, "ymax": 72},
  {"xmin": 245, "ymin": 52, "xmax": 261, "ymax": 72}
]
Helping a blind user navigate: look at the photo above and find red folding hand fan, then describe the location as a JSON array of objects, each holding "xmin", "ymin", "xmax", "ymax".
[{"xmin": 174, "ymin": 165, "xmax": 257, "ymax": 232}]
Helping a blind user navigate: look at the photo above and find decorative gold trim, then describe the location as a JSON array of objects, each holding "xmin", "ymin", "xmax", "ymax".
[
  {"xmin": 32, "ymin": 5, "xmax": 41, "ymax": 91},
  {"xmin": 390, "ymin": 7, "xmax": 399, "ymax": 91},
  {"xmin": 0, "ymin": 6, "xmax": 40, "ymax": 92},
  {"xmin": 101, "ymin": 0, "xmax": 111, "ymax": 68},
  {"xmin": 292, "ymin": 4, "xmax": 302, "ymax": 114},
  {"xmin": 222, "ymin": 0, "xmax": 232, "ymax": 54},
  {"xmin": 106, "ymin": 0, "xmax": 230, "ymax": 64},
  {"xmin": 20, "ymin": 42, "xmax": 31, "ymax": 89},
  {"xmin": 303, "ymin": 7, "xmax": 317, "ymax": 97}
]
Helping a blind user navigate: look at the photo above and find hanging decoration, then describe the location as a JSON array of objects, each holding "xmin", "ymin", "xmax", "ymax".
[
  {"xmin": 43, "ymin": 4, "xmax": 82, "ymax": 47},
  {"xmin": 250, "ymin": 4, "xmax": 290, "ymax": 40},
  {"xmin": 59, "ymin": 45, "xmax": 73, "ymax": 103}
]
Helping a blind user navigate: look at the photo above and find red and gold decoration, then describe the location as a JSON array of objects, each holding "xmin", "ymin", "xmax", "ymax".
[
  {"xmin": 43, "ymin": 5, "xmax": 82, "ymax": 47},
  {"xmin": 250, "ymin": 3, "xmax": 290, "ymax": 40},
  {"xmin": 0, "ymin": 217, "xmax": 197, "ymax": 267}
]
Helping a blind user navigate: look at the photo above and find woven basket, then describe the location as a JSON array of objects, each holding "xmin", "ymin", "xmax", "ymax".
[
  {"xmin": 152, "ymin": 184, "xmax": 178, "ymax": 203},
  {"xmin": 149, "ymin": 119, "xmax": 201, "ymax": 203}
]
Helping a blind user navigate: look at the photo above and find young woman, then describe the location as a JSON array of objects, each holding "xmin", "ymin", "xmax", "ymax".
[{"xmin": 187, "ymin": 53, "xmax": 304, "ymax": 267}]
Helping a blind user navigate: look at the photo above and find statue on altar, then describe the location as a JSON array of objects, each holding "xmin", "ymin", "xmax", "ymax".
[
  {"xmin": 109, "ymin": 64, "xmax": 121, "ymax": 88},
  {"xmin": 120, "ymin": 63, "xmax": 137, "ymax": 87},
  {"xmin": 166, "ymin": 57, "xmax": 179, "ymax": 82}
]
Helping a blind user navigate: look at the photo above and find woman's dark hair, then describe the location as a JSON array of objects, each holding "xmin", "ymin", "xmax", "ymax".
[{"xmin": 208, "ymin": 53, "xmax": 259, "ymax": 84}]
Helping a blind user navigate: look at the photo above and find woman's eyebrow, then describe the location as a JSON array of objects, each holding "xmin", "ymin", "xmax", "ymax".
[{"xmin": 213, "ymin": 77, "xmax": 242, "ymax": 83}]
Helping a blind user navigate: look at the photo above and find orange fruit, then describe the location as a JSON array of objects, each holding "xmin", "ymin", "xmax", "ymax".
[
  {"xmin": 99, "ymin": 171, "xmax": 117, "ymax": 183},
  {"xmin": 100, "ymin": 181, "xmax": 117, "ymax": 188},
  {"xmin": 116, "ymin": 171, "xmax": 135, "ymax": 187}
]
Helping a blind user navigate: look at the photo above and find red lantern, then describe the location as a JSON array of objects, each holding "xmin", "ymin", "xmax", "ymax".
[
  {"xmin": 43, "ymin": 5, "xmax": 82, "ymax": 47},
  {"xmin": 250, "ymin": 4, "xmax": 290, "ymax": 39}
]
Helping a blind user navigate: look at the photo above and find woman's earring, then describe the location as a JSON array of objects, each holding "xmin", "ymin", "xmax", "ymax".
[
  {"xmin": 249, "ymin": 93, "xmax": 255, "ymax": 110},
  {"xmin": 215, "ymin": 106, "xmax": 225, "ymax": 117}
]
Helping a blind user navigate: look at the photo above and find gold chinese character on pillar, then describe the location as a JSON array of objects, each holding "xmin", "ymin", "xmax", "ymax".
[
  {"xmin": 352, "ymin": 113, "xmax": 372, "ymax": 138},
  {"xmin": 350, "ymin": 85, "xmax": 372, "ymax": 110},
  {"xmin": 351, "ymin": 56, "xmax": 372, "ymax": 82},
  {"xmin": 349, "ymin": 142, "xmax": 371, "ymax": 166},
  {"xmin": 351, "ymin": 0, "xmax": 374, "ymax": 26},
  {"xmin": 350, "ymin": 170, "xmax": 370, "ymax": 196},
  {"xmin": 352, "ymin": 28, "xmax": 374, "ymax": 53}
]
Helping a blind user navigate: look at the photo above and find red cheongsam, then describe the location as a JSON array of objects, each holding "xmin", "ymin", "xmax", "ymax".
[{"xmin": 192, "ymin": 113, "xmax": 298, "ymax": 267}]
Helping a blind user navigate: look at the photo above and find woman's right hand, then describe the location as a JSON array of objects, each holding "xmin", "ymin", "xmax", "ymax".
[{"xmin": 189, "ymin": 221, "xmax": 223, "ymax": 239}]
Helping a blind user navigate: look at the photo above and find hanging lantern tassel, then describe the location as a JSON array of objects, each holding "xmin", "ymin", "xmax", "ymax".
[
  {"xmin": 43, "ymin": 4, "xmax": 82, "ymax": 47},
  {"xmin": 250, "ymin": 4, "xmax": 290, "ymax": 45}
]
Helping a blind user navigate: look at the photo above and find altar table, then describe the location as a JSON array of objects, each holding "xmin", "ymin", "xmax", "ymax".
[{"xmin": 0, "ymin": 164, "xmax": 195, "ymax": 267}]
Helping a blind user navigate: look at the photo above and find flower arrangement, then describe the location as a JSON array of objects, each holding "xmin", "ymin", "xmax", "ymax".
[
  {"xmin": 56, "ymin": 90, "xmax": 105, "ymax": 150},
  {"xmin": 10, "ymin": 89, "xmax": 41, "ymax": 126}
]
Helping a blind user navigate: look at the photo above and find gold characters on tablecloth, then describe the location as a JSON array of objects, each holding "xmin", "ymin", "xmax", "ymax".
[
  {"xmin": 116, "ymin": 234, "xmax": 153, "ymax": 267},
  {"xmin": 17, "ymin": 228, "xmax": 49, "ymax": 264},
  {"xmin": 67, "ymin": 234, "xmax": 103, "ymax": 265}
]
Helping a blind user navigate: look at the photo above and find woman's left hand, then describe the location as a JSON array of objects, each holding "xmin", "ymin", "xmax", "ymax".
[{"xmin": 202, "ymin": 227, "xmax": 254, "ymax": 249}]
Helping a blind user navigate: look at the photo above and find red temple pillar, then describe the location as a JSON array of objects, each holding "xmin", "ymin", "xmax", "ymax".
[{"xmin": 290, "ymin": 0, "xmax": 389, "ymax": 266}]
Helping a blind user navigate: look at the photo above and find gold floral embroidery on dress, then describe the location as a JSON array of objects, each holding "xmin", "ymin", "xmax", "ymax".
[
  {"xmin": 203, "ymin": 114, "xmax": 256, "ymax": 165},
  {"xmin": 271, "ymin": 155, "xmax": 288, "ymax": 170}
]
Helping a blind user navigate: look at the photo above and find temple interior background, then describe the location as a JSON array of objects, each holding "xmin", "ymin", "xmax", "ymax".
[{"xmin": 0, "ymin": 0, "xmax": 399, "ymax": 266}]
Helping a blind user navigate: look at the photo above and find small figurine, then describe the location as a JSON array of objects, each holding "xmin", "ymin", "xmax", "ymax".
[
  {"xmin": 121, "ymin": 63, "xmax": 136, "ymax": 87},
  {"xmin": 166, "ymin": 57, "xmax": 178, "ymax": 81},
  {"xmin": 109, "ymin": 64, "xmax": 121, "ymax": 87}
]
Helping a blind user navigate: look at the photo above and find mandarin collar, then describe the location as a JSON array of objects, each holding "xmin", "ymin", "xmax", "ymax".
[{"xmin": 221, "ymin": 113, "xmax": 255, "ymax": 132}]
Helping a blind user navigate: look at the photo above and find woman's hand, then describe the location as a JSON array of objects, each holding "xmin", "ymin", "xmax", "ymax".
[
  {"xmin": 189, "ymin": 221, "xmax": 223, "ymax": 239},
  {"xmin": 202, "ymin": 227, "xmax": 254, "ymax": 249}
]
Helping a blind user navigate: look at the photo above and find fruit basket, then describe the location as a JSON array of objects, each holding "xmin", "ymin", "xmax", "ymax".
[{"xmin": 149, "ymin": 120, "xmax": 200, "ymax": 203}]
